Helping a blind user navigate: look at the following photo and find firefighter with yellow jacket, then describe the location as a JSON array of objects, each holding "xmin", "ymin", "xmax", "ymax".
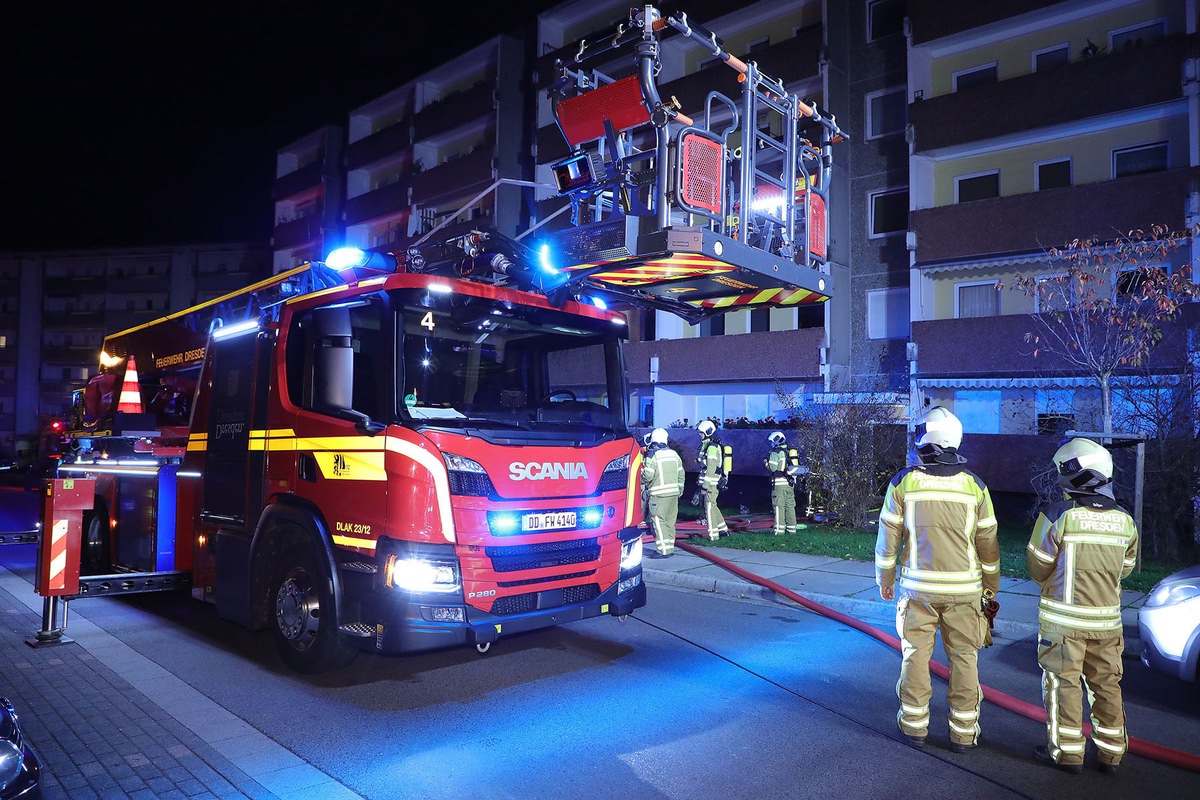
[
  {"xmin": 875, "ymin": 406, "xmax": 1000, "ymax": 752},
  {"xmin": 1027, "ymin": 437, "xmax": 1137, "ymax": 775},
  {"xmin": 695, "ymin": 420, "xmax": 729, "ymax": 540},
  {"xmin": 640, "ymin": 428, "xmax": 685, "ymax": 557},
  {"xmin": 764, "ymin": 431, "xmax": 797, "ymax": 535}
]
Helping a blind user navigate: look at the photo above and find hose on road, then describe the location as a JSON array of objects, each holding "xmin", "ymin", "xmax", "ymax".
[{"xmin": 648, "ymin": 526, "xmax": 1200, "ymax": 773}]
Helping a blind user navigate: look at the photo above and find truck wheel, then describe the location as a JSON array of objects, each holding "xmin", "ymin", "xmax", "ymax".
[
  {"xmin": 270, "ymin": 546, "xmax": 355, "ymax": 672},
  {"xmin": 81, "ymin": 513, "xmax": 111, "ymax": 575}
]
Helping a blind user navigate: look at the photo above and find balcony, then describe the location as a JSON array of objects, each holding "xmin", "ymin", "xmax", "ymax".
[
  {"xmin": 41, "ymin": 309, "xmax": 106, "ymax": 327},
  {"xmin": 107, "ymin": 273, "xmax": 170, "ymax": 293},
  {"xmin": 272, "ymin": 215, "xmax": 326, "ymax": 251},
  {"xmin": 344, "ymin": 180, "xmax": 411, "ymax": 227},
  {"xmin": 623, "ymin": 327, "xmax": 824, "ymax": 386},
  {"xmin": 41, "ymin": 345, "xmax": 98, "ymax": 365},
  {"xmin": 910, "ymin": 304, "xmax": 1196, "ymax": 379},
  {"xmin": 346, "ymin": 123, "xmax": 412, "ymax": 171},
  {"xmin": 911, "ymin": 166, "xmax": 1200, "ymax": 263},
  {"xmin": 43, "ymin": 276, "xmax": 105, "ymax": 297},
  {"xmin": 410, "ymin": 148, "xmax": 494, "ymax": 206},
  {"xmin": 908, "ymin": 0, "xmax": 1074, "ymax": 46},
  {"xmin": 272, "ymin": 162, "xmax": 323, "ymax": 201},
  {"xmin": 413, "ymin": 82, "xmax": 495, "ymax": 142},
  {"xmin": 910, "ymin": 34, "xmax": 1197, "ymax": 153}
]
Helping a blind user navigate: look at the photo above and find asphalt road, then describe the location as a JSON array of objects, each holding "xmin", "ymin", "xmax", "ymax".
[{"xmin": 3, "ymin": 546, "xmax": 1198, "ymax": 800}]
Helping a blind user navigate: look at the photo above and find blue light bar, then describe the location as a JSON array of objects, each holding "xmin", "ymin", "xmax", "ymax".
[
  {"xmin": 590, "ymin": 296, "xmax": 608, "ymax": 310},
  {"xmin": 489, "ymin": 511, "xmax": 520, "ymax": 535},
  {"xmin": 326, "ymin": 247, "xmax": 368, "ymax": 271}
]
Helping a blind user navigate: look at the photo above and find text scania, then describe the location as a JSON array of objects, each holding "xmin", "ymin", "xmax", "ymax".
[{"xmin": 509, "ymin": 462, "xmax": 589, "ymax": 481}]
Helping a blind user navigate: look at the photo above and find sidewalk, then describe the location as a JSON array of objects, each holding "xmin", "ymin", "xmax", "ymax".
[{"xmin": 641, "ymin": 533, "xmax": 1148, "ymax": 648}]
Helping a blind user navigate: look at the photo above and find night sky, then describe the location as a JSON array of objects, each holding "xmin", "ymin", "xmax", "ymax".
[{"xmin": 5, "ymin": 2, "xmax": 562, "ymax": 251}]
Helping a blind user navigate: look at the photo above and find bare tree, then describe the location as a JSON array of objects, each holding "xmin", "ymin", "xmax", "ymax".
[{"xmin": 1008, "ymin": 223, "xmax": 1200, "ymax": 436}]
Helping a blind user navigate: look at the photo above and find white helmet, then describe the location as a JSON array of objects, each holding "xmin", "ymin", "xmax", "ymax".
[
  {"xmin": 914, "ymin": 406, "xmax": 963, "ymax": 464},
  {"xmin": 1053, "ymin": 437, "xmax": 1113, "ymax": 491},
  {"xmin": 650, "ymin": 428, "xmax": 669, "ymax": 446},
  {"xmin": 768, "ymin": 431, "xmax": 786, "ymax": 446},
  {"xmin": 696, "ymin": 419, "xmax": 716, "ymax": 437}
]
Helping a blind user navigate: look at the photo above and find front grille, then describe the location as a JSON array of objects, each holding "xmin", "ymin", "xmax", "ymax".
[
  {"xmin": 486, "ymin": 538, "xmax": 600, "ymax": 573},
  {"xmin": 597, "ymin": 468, "xmax": 627, "ymax": 492},
  {"xmin": 489, "ymin": 583, "xmax": 601, "ymax": 616},
  {"xmin": 498, "ymin": 570, "xmax": 595, "ymax": 588},
  {"xmin": 449, "ymin": 470, "xmax": 497, "ymax": 497}
]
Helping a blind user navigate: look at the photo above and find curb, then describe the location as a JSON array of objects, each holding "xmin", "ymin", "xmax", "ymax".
[{"xmin": 643, "ymin": 566, "xmax": 1144, "ymax": 651}]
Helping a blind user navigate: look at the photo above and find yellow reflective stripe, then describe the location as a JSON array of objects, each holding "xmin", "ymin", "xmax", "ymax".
[
  {"xmin": 950, "ymin": 709, "xmax": 978, "ymax": 721},
  {"xmin": 879, "ymin": 510, "xmax": 903, "ymax": 525},
  {"xmin": 900, "ymin": 703, "xmax": 928, "ymax": 716},
  {"xmin": 1060, "ymin": 742, "xmax": 1086, "ymax": 753},
  {"xmin": 1123, "ymin": 558, "xmax": 1136, "ymax": 566},
  {"xmin": 904, "ymin": 567, "xmax": 982, "ymax": 581},
  {"xmin": 876, "ymin": 554, "xmax": 896, "ymax": 568},
  {"xmin": 1063, "ymin": 533, "xmax": 1130, "ymax": 546},
  {"xmin": 1041, "ymin": 597, "xmax": 1121, "ymax": 615},
  {"xmin": 1059, "ymin": 726, "xmax": 1083, "ymax": 737},
  {"xmin": 899, "ymin": 577, "xmax": 982, "ymax": 593},
  {"xmin": 949, "ymin": 721, "xmax": 976, "ymax": 734},
  {"xmin": 907, "ymin": 491, "xmax": 977, "ymax": 503},
  {"xmin": 332, "ymin": 534, "xmax": 376, "ymax": 550},
  {"xmin": 980, "ymin": 561, "xmax": 1000, "ymax": 574},
  {"xmin": 1094, "ymin": 739, "xmax": 1126, "ymax": 753},
  {"xmin": 312, "ymin": 451, "xmax": 387, "ymax": 481},
  {"xmin": 296, "ymin": 436, "xmax": 385, "ymax": 451},
  {"xmin": 625, "ymin": 450, "xmax": 643, "ymax": 527},
  {"xmin": 187, "ymin": 439, "xmax": 207, "ymax": 451},
  {"xmin": 1038, "ymin": 609, "xmax": 1122, "ymax": 630},
  {"xmin": 1092, "ymin": 724, "xmax": 1123, "ymax": 737},
  {"xmin": 977, "ymin": 516, "xmax": 996, "ymax": 528},
  {"xmin": 1027, "ymin": 543, "xmax": 1056, "ymax": 563}
]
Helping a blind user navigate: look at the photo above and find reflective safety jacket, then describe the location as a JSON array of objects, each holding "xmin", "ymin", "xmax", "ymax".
[
  {"xmin": 1026, "ymin": 493, "xmax": 1138, "ymax": 639},
  {"xmin": 641, "ymin": 445, "xmax": 685, "ymax": 498},
  {"xmin": 765, "ymin": 445, "xmax": 791, "ymax": 487},
  {"xmin": 875, "ymin": 463, "xmax": 1000, "ymax": 603},
  {"xmin": 699, "ymin": 437, "xmax": 724, "ymax": 485}
]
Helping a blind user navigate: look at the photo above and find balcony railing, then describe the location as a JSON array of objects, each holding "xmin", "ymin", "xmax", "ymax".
[
  {"xmin": 908, "ymin": 0, "xmax": 1064, "ymax": 46},
  {"xmin": 344, "ymin": 180, "xmax": 411, "ymax": 227},
  {"xmin": 346, "ymin": 123, "xmax": 412, "ymax": 171},
  {"xmin": 623, "ymin": 326, "xmax": 824, "ymax": 385},
  {"xmin": 910, "ymin": 33, "xmax": 1196, "ymax": 153},
  {"xmin": 272, "ymin": 161, "xmax": 323, "ymax": 201},
  {"xmin": 911, "ymin": 166, "xmax": 1200, "ymax": 263},
  {"xmin": 410, "ymin": 148, "xmax": 494, "ymax": 206},
  {"xmin": 413, "ymin": 82, "xmax": 495, "ymax": 142},
  {"xmin": 272, "ymin": 216, "xmax": 325, "ymax": 250}
]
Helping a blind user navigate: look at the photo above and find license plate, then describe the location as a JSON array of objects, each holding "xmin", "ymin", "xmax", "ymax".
[{"xmin": 522, "ymin": 511, "xmax": 576, "ymax": 531}]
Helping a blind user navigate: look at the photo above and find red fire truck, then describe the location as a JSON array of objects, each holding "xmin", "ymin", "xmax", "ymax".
[{"xmin": 44, "ymin": 5, "xmax": 845, "ymax": 672}]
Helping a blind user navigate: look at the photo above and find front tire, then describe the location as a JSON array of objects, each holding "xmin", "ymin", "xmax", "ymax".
[
  {"xmin": 81, "ymin": 512, "xmax": 111, "ymax": 575},
  {"xmin": 270, "ymin": 545, "xmax": 355, "ymax": 672}
]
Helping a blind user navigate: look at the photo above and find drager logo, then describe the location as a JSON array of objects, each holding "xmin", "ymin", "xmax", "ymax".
[{"xmin": 509, "ymin": 461, "xmax": 589, "ymax": 481}]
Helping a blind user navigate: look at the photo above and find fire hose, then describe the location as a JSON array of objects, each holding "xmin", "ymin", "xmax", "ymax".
[{"xmin": 648, "ymin": 526, "xmax": 1200, "ymax": 774}]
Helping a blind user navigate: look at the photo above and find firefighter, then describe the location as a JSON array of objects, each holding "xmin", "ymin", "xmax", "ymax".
[
  {"xmin": 640, "ymin": 428, "xmax": 685, "ymax": 557},
  {"xmin": 695, "ymin": 419, "xmax": 728, "ymax": 540},
  {"xmin": 764, "ymin": 431, "xmax": 796, "ymax": 535},
  {"xmin": 875, "ymin": 406, "xmax": 1000, "ymax": 752},
  {"xmin": 1027, "ymin": 438, "xmax": 1137, "ymax": 775}
]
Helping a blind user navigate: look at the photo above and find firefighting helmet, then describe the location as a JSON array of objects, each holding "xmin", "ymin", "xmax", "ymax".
[
  {"xmin": 1053, "ymin": 437, "xmax": 1113, "ymax": 491},
  {"xmin": 914, "ymin": 406, "xmax": 963, "ymax": 464},
  {"xmin": 696, "ymin": 419, "xmax": 717, "ymax": 437},
  {"xmin": 650, "ymin": 428, "xmax": 669, "ymax": 446},
  {"xmin": 768, "ymin": 431, "xmax": 786, "ymax": 446}
]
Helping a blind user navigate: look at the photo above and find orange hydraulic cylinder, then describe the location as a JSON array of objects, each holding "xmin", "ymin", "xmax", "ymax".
[{"xmin": 36, "ymin": 478, "xmax": 95, "ymax": 597}]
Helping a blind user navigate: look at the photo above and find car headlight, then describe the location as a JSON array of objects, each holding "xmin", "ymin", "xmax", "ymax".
[
  {"xmin": 604, "ymin": 454, "xmax": 630, "ymax": 473},
  {"xmin": 1145, "ymin": 581, "xmax": 1200, "ymax": 608},
  {"xmin": 620, "ymin": 537, "xmax": 643, "ymax": 571},
  {"xmin": 444, "ymin": 453, "xmax": 487, "ymax": 473},
  {"xmin": 385, "ymin": 556, "xmax": 461, "ymax": 593}
]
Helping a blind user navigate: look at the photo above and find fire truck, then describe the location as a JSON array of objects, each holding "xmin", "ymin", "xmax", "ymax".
[{"xmin": 42, "ymin": 5, "xmax": 844, "ymax": 672}]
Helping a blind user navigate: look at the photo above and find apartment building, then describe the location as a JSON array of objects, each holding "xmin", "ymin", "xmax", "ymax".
[
  {"xmin": 0, "ymin": 245, "xmax": 270, "ymax": 458},
  {"xmin": 272, "ymin": 126, "xmax": 345, "ymax": 274},
  {"xmin": 905, "ymin": 0, "xmax": 1200, "ymax": 490}
]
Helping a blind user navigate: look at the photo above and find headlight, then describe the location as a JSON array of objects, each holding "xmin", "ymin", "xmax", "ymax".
[
  {"xmin": 604, "ymin": 454, "xmax": 630, "ymax": 473},
  {"xmin": 0, "ymin": 740, "xmax": 22, "ymax": 791},
  {"xmin": 620, "ymin": 537, "xmax": 643, "ymax": 571},
  {"xmin": 385, "ymin": 556, "xmax": 461, "ymax": 593},
  {"xmin": 1145, "ymin": 581, "xmax": 1200, "ymax": 608},
  {"xmin": 444, "ymin": 453, "xmax": 487, "ymax": 473}
]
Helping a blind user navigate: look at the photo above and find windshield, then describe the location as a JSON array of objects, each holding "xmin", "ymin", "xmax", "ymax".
[{"xmin": 396, "ymin": 288, "xmax": 627, "ymax": 431}]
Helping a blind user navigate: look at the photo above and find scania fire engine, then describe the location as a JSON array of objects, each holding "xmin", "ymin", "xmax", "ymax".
[{"xmin": 42, "ymin": 4, "xmax": 844, "ymax": 672}]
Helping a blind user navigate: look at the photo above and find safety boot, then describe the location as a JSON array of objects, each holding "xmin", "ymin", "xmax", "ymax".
[{"xmin": 1034, "ymin": 746, "xmax": 1082, "ymax": 775}]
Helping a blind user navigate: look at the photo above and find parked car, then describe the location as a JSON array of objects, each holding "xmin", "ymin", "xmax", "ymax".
[
  {"xmin": 0, "ymin": 697, "xmax": 41, "ymax": 799},
  {"xmin": 1138, "ymin": 565, "xmax": 1200, "ymax": 683}
]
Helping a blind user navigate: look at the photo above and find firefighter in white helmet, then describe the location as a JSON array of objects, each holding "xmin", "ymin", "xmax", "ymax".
[
  {"xmin": 695, "ymin": 419, "xmax": 728, "ymax": 540},
  {"xmin": 1027, "ymin": 437, "xmax": 1137, "ymax": 775},
  {"xmin": 640, "ymin": 428, "xmax": 685, "ymax": 557},
  {"xmin": 875, "ymin": 406, "xmax": 1000, "ymax": 751},
  {"xmin": 764, "ymin": 431, "xmax": 796, "ymax": 535}
]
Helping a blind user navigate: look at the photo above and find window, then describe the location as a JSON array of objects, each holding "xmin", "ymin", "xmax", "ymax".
[
  {"xmin": 1116, "ymin": 265, "xmax": 1167, "ymax": 301},
  {"xmin": 1034, "ymin": 273, "xmax": 1074, "ymax": 312},
  {"xmin": 953, "ymin": 63, "xmax": 998, "ymax": 92},
  {"xmin": 1110, "ymin": 19, "xmax": 1166, "ymax": 52},
  {"xmin": 866, "ymin": 287, "xmax": 909, "ymax": 340},
  {"xmin": 868, "ymin": 0, "xmax": 905, "ymax": 42},
  {"xmin": 956, "ymin": 282, "xmax": 999, "ymax": 318},
  {"xmin": 1033, "ymin": 44, "xmax": 1069, "ymax": 71},
  {"xmin": 1037, "ymin": 412, "xmax": 1075, "ymax": 436},
  {"xmin": 954, "ymin": 391, "xmax": 1001, "ymax": 434},
  {"xmin": 869, "ymin": 187, "xmax": 908, "ymax": 237},
  {"xmin": 1113, "ymin": 141, "xmax": 1168, "ymax": 178},
  {"xmin": 696, "ymin": 396, "xmax": 724, "ymax": 424},
  {"xmin": 955, "ymin": 171, "xmax": 999, "ymax": 203},
  {"xmin": 866, "ymin": 88, "xmax": 907, "ymax": 140},
  {"xmin": 1036, "ymin": 158, "xmax": 1072, "ymax": 191}
]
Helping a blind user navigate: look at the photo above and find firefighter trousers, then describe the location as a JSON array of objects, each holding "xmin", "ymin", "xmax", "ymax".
[
  {"xmin": 647, "ymin": 496, "xmax": 679, "ymax": 556},
  {"xmin": 895, "ymin": 598, "xmax": 986, "ymax": 745},
  {"xmin": 771, "ymin": 483, "xmax": 796, "ymax": 535},
  {"xmin": 1038, "ymin": 633, "xmax": 1127, "ymax": 767},
  {"xmin": 700, "ymin": 479, "xmax": 726, "ymax": 540}
]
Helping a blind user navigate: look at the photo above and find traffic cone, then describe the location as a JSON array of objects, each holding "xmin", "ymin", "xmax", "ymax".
[{"xmin": 117, "ymin": 356, "xmax": 143, "ymax": 414}]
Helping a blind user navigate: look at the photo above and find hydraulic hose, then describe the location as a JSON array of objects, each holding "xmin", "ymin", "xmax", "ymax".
[{"xmin": 647, "ymin": 527, "xmax": 1200, "ymax": 773}]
